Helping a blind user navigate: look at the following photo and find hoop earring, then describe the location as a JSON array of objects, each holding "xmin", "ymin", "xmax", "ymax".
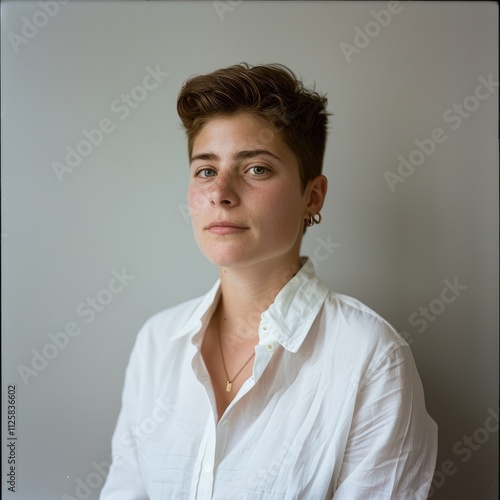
[
  {"xmin": 312, "ymin": 212, "xmax": 322, "ymax": 225},
  {"xmin": 305, "ymin": 212, "xmax": 322, "ymax": 227}
]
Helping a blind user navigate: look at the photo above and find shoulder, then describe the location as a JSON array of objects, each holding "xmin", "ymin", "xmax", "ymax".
[
  {"xmin": 133, "ymin": 290, "xmax": 212, "ymax": 354},
  {"xmin": 319, "ymin": 290, "xmax": 409, "ymax": 379},
  {"xmin": 324, "ymin": 291, "xmax": 404, "ymax": 342},
  {"xmin": 143, "ymin": 295, "xmax": 203, "ymax": 333}
]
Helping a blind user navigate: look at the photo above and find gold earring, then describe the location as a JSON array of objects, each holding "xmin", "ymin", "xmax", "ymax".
[
  {"xmin": 305, "ymin": 213, "xmax": 322, "ymax": 227},
  {"xmin": 312, "ymin": 213, "xmax": 322, "ymax": 225}
]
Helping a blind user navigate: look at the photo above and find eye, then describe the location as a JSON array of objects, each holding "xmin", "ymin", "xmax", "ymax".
[
  {"xmin": 195, "ymin": 168, "xmax": 216, "ymax": 178},
  {"xmin": 248, "ymin": 165, "xmax": 270, "ymax": 175}
]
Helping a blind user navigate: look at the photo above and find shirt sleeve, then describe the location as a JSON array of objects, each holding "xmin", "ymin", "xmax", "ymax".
[
  {"xmin": 333, "ymin": 344, "xmax": 438, "ymax": 500},
  {"xmin": 99, "ymin": 328, "xmax": 149, "ymax": 500}
]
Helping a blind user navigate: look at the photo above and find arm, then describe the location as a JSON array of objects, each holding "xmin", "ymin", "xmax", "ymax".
[
  {"xmin": 99, "ymin": 330, "xmax": 149, "ymax": 500},
  {"xmin": 334, "ymin": 345, "xmax": 438, "ymax": 499}
]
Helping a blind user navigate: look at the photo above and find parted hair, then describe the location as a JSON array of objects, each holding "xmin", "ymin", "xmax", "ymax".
[{"xmin": 176, "ymin": 62, "xmax": 330, "ymax": 191}]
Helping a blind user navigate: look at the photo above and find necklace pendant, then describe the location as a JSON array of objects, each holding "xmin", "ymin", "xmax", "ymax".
[{"xmin": 226, "ymin": 381, "xmax": 232, "ymax": 392}]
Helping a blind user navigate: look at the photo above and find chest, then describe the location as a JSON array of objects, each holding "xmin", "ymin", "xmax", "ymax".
[
  {"xmin": 200, "ymin": 323, "xmax": 257, "ymax": 420},
  {"xmin": 136, "ymin": 354, "xmax": 343, "ymax": 500}
]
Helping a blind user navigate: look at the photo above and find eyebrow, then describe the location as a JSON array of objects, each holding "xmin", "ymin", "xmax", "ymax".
[{"xmin": 190, "ymin": 149, "xmax": 283, "ymax": 164}]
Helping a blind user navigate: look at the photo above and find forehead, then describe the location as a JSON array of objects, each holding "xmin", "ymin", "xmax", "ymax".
[{"xmin": 191, "ymin": 113, "xmax": 293, "ymax": 159}]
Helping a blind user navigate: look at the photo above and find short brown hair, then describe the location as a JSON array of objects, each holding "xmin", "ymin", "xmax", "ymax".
[{"xmin": 177, "ymin": 63, "xmax": 330, "ymax": 191}]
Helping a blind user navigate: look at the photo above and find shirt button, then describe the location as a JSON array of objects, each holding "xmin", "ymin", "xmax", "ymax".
[
  {"xmin": 266, "ymin": 343, "xmax": 274, "ymax": 351},
  {"xmin": 262, "ymin": 324, "xmax": 268, "ymax": 332},
  {"xmin": 203, "ymin": 462, "xmax": 212, "ymax": 473}
]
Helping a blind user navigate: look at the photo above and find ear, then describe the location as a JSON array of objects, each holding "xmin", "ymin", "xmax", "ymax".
[{"xmin": 303, "ymin": 175, "xmax": 328, "ymax": 217}]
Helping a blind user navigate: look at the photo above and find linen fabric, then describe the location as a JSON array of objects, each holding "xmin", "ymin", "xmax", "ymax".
[{"xmin": 100, "ymin": 258, "xmax": 437, "ymax": 499}]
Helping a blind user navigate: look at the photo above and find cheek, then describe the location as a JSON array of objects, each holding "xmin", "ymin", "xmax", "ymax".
[
  {"xmin": 256, "ymin": 185, "xmax": 304, "ymax": 232},
  {"xmin": 187, "ymin": 187, "xmax": 206, "ymax": 222}
]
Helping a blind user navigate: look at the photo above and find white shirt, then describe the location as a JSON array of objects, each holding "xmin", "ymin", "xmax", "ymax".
[{"xmin": 100, "ymin": 257, "xmax": 437, "ymax": 500}]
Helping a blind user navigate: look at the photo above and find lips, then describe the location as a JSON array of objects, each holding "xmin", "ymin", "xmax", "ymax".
[
  {"xmin": 206, "ymin": 221, "xmax": 248, "ymax": 234},
  {"xmin": 206, "ymin": 221, "xmax": 247, "ymax": 229}
]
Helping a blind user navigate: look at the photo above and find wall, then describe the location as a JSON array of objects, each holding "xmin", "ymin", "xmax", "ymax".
[{"xmin": 1, "ymin": 1, "xmax": 498, "ymax": 499}]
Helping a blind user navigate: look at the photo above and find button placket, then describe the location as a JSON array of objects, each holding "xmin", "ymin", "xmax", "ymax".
[
  {"xmin": 194, "ymin": 414, "xmax": 216, "ymax": 499},
  {"xmin": 215, "ymin": 419, "xmax": 231, "ymax": 465}
]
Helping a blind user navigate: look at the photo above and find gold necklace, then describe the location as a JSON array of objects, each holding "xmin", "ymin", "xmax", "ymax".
[{"xmin": 217, "ymin": 314, "xmax": 256, "ymax": 392}]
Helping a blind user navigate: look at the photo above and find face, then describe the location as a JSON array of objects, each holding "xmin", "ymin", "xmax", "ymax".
[{"xmin": 187, "ymin": 113, "xmax": 320, "ymax": 270}]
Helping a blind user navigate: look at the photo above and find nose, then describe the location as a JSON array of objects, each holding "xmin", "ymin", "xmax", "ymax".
[{"xmin": 208, "ymin": 171, "xmax": 239, "ymax": 207}]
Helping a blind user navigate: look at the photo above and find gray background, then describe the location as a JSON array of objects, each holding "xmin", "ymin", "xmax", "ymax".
[{"xmin": 1, "ymin": 1, "xmax": 498, "ymax": 499}]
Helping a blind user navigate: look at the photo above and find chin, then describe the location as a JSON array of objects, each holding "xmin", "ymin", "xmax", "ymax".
[
  {"xmin": 203, "ymin": 252, "xmax": 252, "ymax": 269},
  {"xmin": 197, "ymin": 243, "xmax": 256, "ymax": 268},
  {"xmin": 196, "ymin": 235, "xmax": 298, "ymax": 269},
  {"xmin": 202, "ymin": 247, "xmax": 294, "ymax": 271}
]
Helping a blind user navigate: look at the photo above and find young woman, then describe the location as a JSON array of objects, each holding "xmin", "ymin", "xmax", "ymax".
[{"xmin": 100, "ymin": 63, "xmax": 437, "ymax": 499}]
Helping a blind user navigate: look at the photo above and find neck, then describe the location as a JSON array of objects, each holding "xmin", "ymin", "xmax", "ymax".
[{"xmin": 216, "ymin": 254, "xmax": 303, "ymax": 342}]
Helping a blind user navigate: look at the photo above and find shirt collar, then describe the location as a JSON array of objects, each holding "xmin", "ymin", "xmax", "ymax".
[
  {"xmin": 260, "ymin": 257, "xmax": 329, "ymax": 352},
  {"xmin": 188, "ymin": 257, "xmax": 329, "ymax": 353}
]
